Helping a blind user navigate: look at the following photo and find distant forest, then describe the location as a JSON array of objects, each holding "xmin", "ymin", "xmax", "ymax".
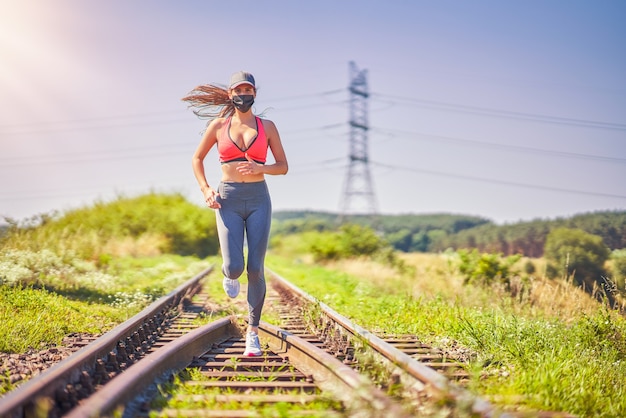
[
  {"xmin": 4, "ymin": 206, "xmax": 623, "ymax": 258},
  {"xmin": 271, "ymin": 210, "xmax": 626, "ymax": 256}
]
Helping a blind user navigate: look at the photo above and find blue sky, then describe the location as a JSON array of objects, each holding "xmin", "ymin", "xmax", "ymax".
[{"xmin": 1, "ymin": 0, "xmax": 625, "ymax": 225}]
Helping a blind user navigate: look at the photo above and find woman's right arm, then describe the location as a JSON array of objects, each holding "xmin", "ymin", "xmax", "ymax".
[{"xmin": 192, "ymin": 118, "xmax": 222, "ymax": 208}]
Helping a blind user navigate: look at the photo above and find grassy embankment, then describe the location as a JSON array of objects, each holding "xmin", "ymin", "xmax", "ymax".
[
  {"xmin": 266, "ymin": 235, "xmax": 626, "ymax": 418},
  {"xmin": 0, "ymin": 194, "xmax": 226, "ymax": 393},
  {"xmin": 4, "ymin": 194, "xmax": 626, "ymax": 416}
]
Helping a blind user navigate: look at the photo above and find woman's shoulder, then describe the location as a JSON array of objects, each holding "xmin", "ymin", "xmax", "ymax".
[
  {"xmin": 207, "ymin": 116, "xmax": 229, "ymax": 129},
  {"xmin": 257, "ymin": 118, "xmax": 280, "ymax": 141},
  {"xmin": 203, "ymin": 117, "xmax": 229, "ymax": 138},
  {"xmin": 212, "ymin": 116, "xmax": 229, "ymax": 125},
  {"xmin": 257, "ymin": 117, "xmax": 276, "ymax": 128}
]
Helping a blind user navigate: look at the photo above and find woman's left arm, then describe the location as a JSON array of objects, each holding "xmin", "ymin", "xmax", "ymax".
[{"xmin": 261, "ymin": 119, "xmax": 288, "ymax": 175}]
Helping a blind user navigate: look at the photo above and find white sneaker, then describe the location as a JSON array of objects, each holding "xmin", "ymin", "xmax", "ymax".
[
  {"xmin": 243, "ymin": 331, "xmax": 262, "ymax": 357},
  {"xmin": 222, "ymin": 277, "xmax": 240, "ymax": 298}
]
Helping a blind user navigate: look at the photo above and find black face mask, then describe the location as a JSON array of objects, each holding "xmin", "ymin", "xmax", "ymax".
[{"xmin": 232, "ymin": 95, "xmax": 255, "ymax": 113}]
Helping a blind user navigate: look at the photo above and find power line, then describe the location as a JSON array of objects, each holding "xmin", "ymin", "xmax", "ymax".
[
  {"xmin": 262, "ymin": 89, "xmax": 345, "ymax": 103},
  {"xmin": 372, "ymin": 160, "xmax": 626, "ymax": 200},
  {"xmin": 0, "ymin": 90, "xmax": 346, "ymax": 132},
  {"xmin": 0, "ymin": 117, "xmax": 191, "ymax": 136},
  {"xmin": 264, "ymin": 99, "xmax": 347, "ymax": 113},
  {"xmin": 370, "ymin": 127, "xmax": 626, "ymax": 165},
  {"xmin": 0, "ymin": 102, "xmax": 348, "ymax": 136},
  {"xmin": 0, "ymin": 158, "xmax": 347, "ymax": 203},
  {"xmin": 3, "ymin": 88, "xmax": 623, "ymax": 137},
  {"xmin": 371, "ymin": 93, "xmax": 626, "ymax": 131},
  {"xmin": 0, "ymin": 123, "xmax": 346, "ymax": 167},
  {"xmin": 281, "ymin": 123, "xmax": 345, "ymax": 135},
  {"xmin": 0, "ymin": 147, "xmax": 192, "ymax": 167},
  {"xmin": 3, "ymin": 156, "xmax": 621, "ymax": 204},
  {"xmin": 0, "ymin": 110, "xmax": 184, "ymax": 130},
  {"xmin": 288, "ymin": 159, "xmax": 346, "ymax": 176},
  {"xmin": 0, "ymin": 179, "xmax": 188, "ymax": 203},
  {"xmin": 2, "ymin": 121, "xmax": 621, "ymax": 169}
]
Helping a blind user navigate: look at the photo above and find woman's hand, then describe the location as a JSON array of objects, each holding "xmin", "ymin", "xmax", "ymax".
[
  {"xmin": 202, "ymin": 187, "xmax": 221, "ymax": 209},
  {"xmin": 236, "ymin": 153, "xmax": 263, "ymax": 176}
]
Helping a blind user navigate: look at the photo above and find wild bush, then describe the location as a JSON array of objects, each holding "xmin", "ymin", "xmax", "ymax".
[
  {"xmin": 0, "ymin": 249, "xmax": 76, "ymax": 287},
  {"xmin": 544, "ymin": 228, "xmax": 609, "ymax": 287},
  {"xmin": 612, "ymin": 249, "xmax": 626, "ymax": 278},
  {"xmin": 266, "ymin": 250, "xmax": 626, "ymax": 416},
  {"xmin": 610, "ymin": 249, "xmax": 626, "ymax": 293},
  {"xmin": 308, "ymin": 231, "xmax": 343, "ymax": 261},
  {"xmin": 305, "ymin": 224, "xmax": 394, "ymax": 263},
  {"xmin": 1, "ymin": 193, "xmax": 219, "ymax": 260},
  {"xmin": 456, "ymin": 249, "xmax": 521, "ymax": 288}
]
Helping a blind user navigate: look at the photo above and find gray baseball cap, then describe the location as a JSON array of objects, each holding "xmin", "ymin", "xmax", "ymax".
[{"xmin": 229, "ymin": 71, "xmax": 256, "ymax": 89}]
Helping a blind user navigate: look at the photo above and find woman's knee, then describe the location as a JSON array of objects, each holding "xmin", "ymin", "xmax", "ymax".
[
  {"xmin": 222, "ymin": 262, "xmax": 245, "ymax": 279},
  {"xmin": 246, "ymin": 265, "xmax": 265, "ymax": 282}
]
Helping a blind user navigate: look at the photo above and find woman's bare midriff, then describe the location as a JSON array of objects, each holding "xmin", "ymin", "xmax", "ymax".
[{"xmin": 220, "ymin": 162, "xmax": 265, "ymax": 183}]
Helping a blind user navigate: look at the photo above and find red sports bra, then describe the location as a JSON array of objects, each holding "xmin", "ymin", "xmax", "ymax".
[{"xmin": 217, "ymin": 116, "xmax": 268, "ymax": 164}]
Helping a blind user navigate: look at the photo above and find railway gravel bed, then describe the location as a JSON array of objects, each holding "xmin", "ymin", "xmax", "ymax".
[{"xmin": 0, "ymin": 334, "xmax": 100, "ymax": 390}]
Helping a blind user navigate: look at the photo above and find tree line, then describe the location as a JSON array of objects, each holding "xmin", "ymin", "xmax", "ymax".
[
  {"xmin": 272, "ymin": 210, "xmax": 626, "ymax": 307},
  {"xmin": 272, "ymin": 210, "xmax": 626, "ymax": 255}
]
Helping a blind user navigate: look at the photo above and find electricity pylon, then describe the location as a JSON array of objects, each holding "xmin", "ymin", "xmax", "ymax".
[{"xmin": 338, "ymin": 61, "xmax": 379, "ymax": 224}]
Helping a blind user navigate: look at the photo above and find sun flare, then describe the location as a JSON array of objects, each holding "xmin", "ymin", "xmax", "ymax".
[{"xmin": 0, "ymin": 3, "xmax": 85, "ymax": 120}]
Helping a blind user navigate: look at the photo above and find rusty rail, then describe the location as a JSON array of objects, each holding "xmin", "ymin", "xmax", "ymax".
[
  {"xmin": 65, "ymin": 317, "xmax": 237, "ymax": 418},
  {"xmin": 267, "ymin": 268, "xmax": 509, "ymax": 418},
  {"xmin": 0, "ymin": 266, "xmax": 212, "ymax": 418},
  {"xmin": 66, "ymin": 318, "xmax": 410, "ymax": 418}
]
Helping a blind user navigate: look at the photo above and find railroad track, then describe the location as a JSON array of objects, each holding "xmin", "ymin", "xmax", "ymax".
[
  {"xmin": 0, "ymin": 266, "xmax": 573, "ymax": 418},
  {"xmin": 266, "ymin": 270, "xmax": 496, "ymax": 417},
  {"xmin": 0, "ymin": 267, "xmax": 210, "ymax": 418}
]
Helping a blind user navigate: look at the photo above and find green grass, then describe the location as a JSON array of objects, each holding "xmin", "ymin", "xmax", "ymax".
[
  {"xmin": 0, "ymin": 286, "xmax": 123, "ymax": 354},
  {"xmin": 0, "ymin": 253, "xmax": 212, "ymax": 353},
  {"xmin": 0, "ymin": 193, "xmax": 221, "ymax": 394},
  {"xmin": 4, "ymin": 193, "xmax": 624, "ymax": 415},
  {"xmin": 1, "ymin": 193, "xmax": 219, "ymax": 261},
  {"xmin": 0, "ymin": 252, "xmax": 212, "ymax": 395},
  {"xmin": 265, "ymin": 253, "xmax": 626, "ymax": 417}
]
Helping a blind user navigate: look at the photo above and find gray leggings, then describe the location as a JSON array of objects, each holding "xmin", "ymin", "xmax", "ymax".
[{"xmin": 215, "ymin": 181, "xmax": 271, "ymax": 327}]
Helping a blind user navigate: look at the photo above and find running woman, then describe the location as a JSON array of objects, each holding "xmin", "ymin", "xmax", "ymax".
[{"xmin": 184, "ymin": 71, "xmax": 288, "ymax": 356}]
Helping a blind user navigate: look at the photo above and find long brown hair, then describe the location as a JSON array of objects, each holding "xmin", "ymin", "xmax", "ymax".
[{"xmin": 181, "ymin": 84, "xmax": 236, "ymax": 121}]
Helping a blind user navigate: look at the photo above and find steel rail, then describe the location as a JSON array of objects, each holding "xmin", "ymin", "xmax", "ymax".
[
  {"xmin": 65, "ymin": 317, "xmax": 237, "ymax": 418},
  {"xmin": 0, "ymin": 266, "xmax": 212, "ymax": 418},
  {"xmin": 259, "ymin": 321, "xmax": 410, "ymax": 418},
  {"xmin": 66, "ymin": 317, "xmax": 410, "ymax": 418},
  {"xmin": 267, "ymin": 268, "xmax": 510, "ymax": 418}
]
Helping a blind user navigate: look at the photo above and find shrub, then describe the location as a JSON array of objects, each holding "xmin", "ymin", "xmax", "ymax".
[
  {"xmin": 544, "ymin": 228, "xmax": 610, "ymax": 288},
  {"xmin": 1, "ymin": 193, "xmax": 219, "ymax": 260},
  {"xmin": 0, "ymin": 249, "xmax": 74, "ymax": 287},
  {"xmin": 612, "ymin": 249, "xmax": 626, "ymax": 278},
  {"xmin": 306, "ymin": 224, "xmax": 394, "ymax": 263},
  {"xmin": 386, "ymin": 229, "xmax": 413, "ymax": 252},
  {"xmin": 308, "ymin": 231, "xmax": 343, "ymax": 261},
  {"xmin": 457, "ymin": 249, "xmax": 521, "ymax": 287},
  {"xmin": 523, "ymin": 260, "xmax": 536, "ymax": 275},
  {"xmin": 339, "ymin": 224, "xmax": 385, "ymax": 256},
  {"xmin": 611, "ymin": 249, "xmax": 626, "ymax": 292}
]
